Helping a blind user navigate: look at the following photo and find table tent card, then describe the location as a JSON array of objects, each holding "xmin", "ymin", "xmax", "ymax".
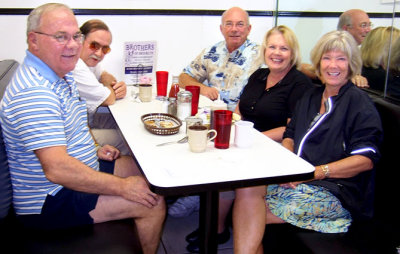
[{"xmin": 124, "ymin": 41, "xmax": 157, "ymax": 86}]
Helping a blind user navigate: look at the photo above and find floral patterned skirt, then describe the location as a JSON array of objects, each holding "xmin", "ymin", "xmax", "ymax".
[{"xmin": 266, "ymin": 184, "xmax": 352, "ymax": 233}]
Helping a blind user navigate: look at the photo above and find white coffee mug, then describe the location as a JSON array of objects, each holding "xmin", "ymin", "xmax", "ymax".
[
  {"xmin": 234, "ymin": 120, "xmax": 254, "ymax": 148},
  {"xmin": 188, "ymin": 125, "xmax": 217, "ymax": 153},
  {"xmin": 139, "ymin": 84, "xmax": 152, "ymax": 102}
]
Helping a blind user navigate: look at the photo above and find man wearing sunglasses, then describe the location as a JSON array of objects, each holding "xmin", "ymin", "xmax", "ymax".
[{"xmin": 73, "ymin": 19, "xmax": 129, "ymax": 155}]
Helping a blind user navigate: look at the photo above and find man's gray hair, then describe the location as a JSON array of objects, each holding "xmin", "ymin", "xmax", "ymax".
[
  {"xmin": 337, "ymin": 12, "xmax": 353, "ymax": 30},
  {"xmin": 27, "ymin": 3, "xmax": 73, "ymax": 35}
]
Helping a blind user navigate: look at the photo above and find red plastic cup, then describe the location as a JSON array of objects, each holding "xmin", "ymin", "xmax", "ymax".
[
  {"xmin": 213, "ymin": 110, "xmax": 232, "ymax": 149},
  {"xmin": 185, "ymin": 86, "xmax": 200, "ymax": 116},
  {"xmin": 156, "ymin": 71, "xmax": 168, "ymax": 96}
]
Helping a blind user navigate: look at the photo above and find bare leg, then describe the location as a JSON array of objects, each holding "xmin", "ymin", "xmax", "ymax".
[
  {"xmin": 265, "ymin": 203, "xmax": 286, "ymax": 224},
  {"xmin": 90, "ymin": 156, "xmax": 166, "ymax": 254},
  {"xmin": 233, "ymin": 186, "xmax": 266, "ymax": 254}
]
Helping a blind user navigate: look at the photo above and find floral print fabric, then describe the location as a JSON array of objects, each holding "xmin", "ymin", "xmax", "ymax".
[{"xmin": 266, "ymin": 184, "xmax": 352, "ymax": 233}]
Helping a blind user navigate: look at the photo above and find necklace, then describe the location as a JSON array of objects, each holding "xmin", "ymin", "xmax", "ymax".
[
  {"xmin": 266, "ymin": 78, "xmax": 283, "ymax": 89},
  {"xmin": 266, "ymin": 72, "xmax": 286, "ymax": 88}
]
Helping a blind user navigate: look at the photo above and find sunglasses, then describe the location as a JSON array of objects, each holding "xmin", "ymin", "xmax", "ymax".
[{"xmin": 89, "ymin": 41, "xmax": 111, "ymax": 54}]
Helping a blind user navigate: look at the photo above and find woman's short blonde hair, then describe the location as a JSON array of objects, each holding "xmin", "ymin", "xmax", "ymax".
[
  {"xmin": 259, "ymin": 25, "xmax": 301, "ymax": 69},
  {"xmin": 361, "ymin": 26, "xmax": 400, "ymax": 69},
  {"xmin": 311, "ymin": 30, "xmax": 362, "ymax": 81}
]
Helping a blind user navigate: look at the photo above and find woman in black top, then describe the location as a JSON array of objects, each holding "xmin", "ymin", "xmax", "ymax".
[
  {"xmin": 232, "ymin": 25, "xmax": 313, "ymax": 252},
  {"xmin": 236, "ymin": 26, "xmax": 313, "ymax": 141}
]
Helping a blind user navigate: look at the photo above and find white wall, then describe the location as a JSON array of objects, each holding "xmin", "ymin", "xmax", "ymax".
[
  {"xmin": 0, "ymin": 0, "xmax": 398, "ymax": 81},
  {"xmin": 0, "ymin": 0, "xmax": 273, "ymax": 10},
  {"xmin": 0, "ymin": 0, "xmax": 274, "ymax": 82}
]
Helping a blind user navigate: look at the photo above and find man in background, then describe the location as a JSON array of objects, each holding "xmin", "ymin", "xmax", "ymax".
[
  {"xmin": 301, "ymin": 9, "xmax": 371, "ymax": 87},
  {"xmin": 338, "ymin": 9, "xmax": 372, "ymax": 45},
  {"xmin": 73, "ymin": 19, "xmax": 129, "ymax": 155}
]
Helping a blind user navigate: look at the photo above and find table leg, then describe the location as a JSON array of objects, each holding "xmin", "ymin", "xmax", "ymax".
[{"xmin": 199, "ymin": 190, "xmax": 219, "ymax": 254}]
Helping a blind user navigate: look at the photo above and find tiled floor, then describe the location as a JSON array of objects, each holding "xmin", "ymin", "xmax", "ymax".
[{"xmin": 157, "ymin": 210, "xmax": 233, "ymax": 254}]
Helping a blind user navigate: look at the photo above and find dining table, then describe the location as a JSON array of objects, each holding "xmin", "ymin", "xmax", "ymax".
[{"xmin": 108, "ymin": 86, "xmax": 315, "ymax": 254}]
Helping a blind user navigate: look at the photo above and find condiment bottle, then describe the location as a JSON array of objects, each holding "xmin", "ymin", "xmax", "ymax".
[
  {"xmin": 177, "ymin": 90, "xmax": 192, "ymax": 120},
  {"xmin": 168, "ymin": 97, "xmax": 177, "ymax": 116},
  {"xmin": 169, "ymin": 76, "xmax": 180, "ymax": 99}
]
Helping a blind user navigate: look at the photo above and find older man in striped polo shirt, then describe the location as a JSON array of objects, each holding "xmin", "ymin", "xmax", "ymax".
[{"xmin": 0, "ymin": 3, "xmax": 165, "ymax": 253}]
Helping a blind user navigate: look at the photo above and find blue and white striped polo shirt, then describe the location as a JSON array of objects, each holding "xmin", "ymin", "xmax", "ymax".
[{"xmin": 0, "ymin": 50, "xmax": 98, "ymax": 215}]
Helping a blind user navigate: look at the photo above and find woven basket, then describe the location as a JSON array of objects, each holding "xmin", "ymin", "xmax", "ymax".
[{"xmin": 141, "ymin": 113, "xmax": 182, "ymax": 135}]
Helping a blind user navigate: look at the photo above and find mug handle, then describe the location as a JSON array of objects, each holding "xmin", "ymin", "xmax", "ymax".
[{"xmin": 207, "ymin": 129, "xmax": 217, "ymax": 141}]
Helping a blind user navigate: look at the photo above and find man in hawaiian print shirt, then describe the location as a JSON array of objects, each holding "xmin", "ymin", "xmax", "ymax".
[{"xmin": 179, "ymin": 6, "xmax": 263, "ymax": 110}]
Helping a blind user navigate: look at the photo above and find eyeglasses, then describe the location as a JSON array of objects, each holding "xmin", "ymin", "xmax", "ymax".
[
  {"xmin": 34, "ymin": 31, "xmax": 84, "ymax": 44},
  {"xmin": 223, "ymin": 21, "xmax": 247, "ymax": 29},
  {"xmin": 89, "ymin": 41, "xmax": 111, "ymax": 54},
  {"xmin": 359, "ymin": 22, "xmax": 373, "ymax": 29}
]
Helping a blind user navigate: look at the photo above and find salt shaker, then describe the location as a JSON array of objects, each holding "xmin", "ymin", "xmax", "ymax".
[
  {"xmin": 177, "ymin": 90, "xmax": 192, "ymax": 120},
  {"xmin": 160, "ymin": 96, "xmax": 169, "ymax": 113}
]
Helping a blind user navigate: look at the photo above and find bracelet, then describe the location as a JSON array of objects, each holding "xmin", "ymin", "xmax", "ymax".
[{"xmin": 320, "ymin": 164, "xmax": 330, "ymax": 178}]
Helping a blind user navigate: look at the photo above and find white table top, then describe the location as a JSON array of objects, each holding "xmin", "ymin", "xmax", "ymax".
[{"xmin": 109, "ymin": 87, "xmax": 315, "ymax": 193}]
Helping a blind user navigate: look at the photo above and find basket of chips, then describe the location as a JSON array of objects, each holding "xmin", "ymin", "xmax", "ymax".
[{"xmin": 141, "ymin": 113, "xmax": 182, "ymax": 135}]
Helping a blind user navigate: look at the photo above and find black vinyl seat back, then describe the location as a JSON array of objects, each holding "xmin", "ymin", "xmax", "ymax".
[
  {"xmin": 0, "ymin": 59, "xmax": 19, "ymax": 220},
  {"xmin": 370, "ymin": 96, "xmax": 400, "ymax": 225}
]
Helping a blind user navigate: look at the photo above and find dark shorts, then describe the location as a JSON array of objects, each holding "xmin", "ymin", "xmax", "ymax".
[{"xmin": 17, "ymin": 160, "xmax": 115, "ymax": 230}]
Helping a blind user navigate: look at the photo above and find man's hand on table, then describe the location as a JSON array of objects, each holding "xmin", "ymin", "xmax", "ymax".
[
  {"xmin": 112, "ymin": 81, "xmax": 127, "ymax": 99},
  {"xmin": 200, "ymin": 86, "xmax": 220, "ymax": 100}
]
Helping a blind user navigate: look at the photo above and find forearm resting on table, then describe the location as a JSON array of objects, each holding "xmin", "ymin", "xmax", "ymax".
[
  {"xmin": 100, "ymin": 71, "xmax": 117, "ymax": 86},
  {"xmin": 179, "ymin": 73, "xmax": 219, "ymax": 100},
  {"xmin": 100, "ymin": 85, "xmax": 116, "ymax": 106},
  {"xmin": 35, "ymin": 146, "xmax": 124, "ymax": 196}
]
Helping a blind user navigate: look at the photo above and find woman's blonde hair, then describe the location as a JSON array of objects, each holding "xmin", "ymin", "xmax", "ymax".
[
  {"xmin": 311, "ymin": 30, "xmax": 362, "ymax": 81},
  {"xmin": 259, "ymin": 25, "xmax": 301, "ymax": 69},
  {"xmin": 361, "ymin": 26, "xmax": 400, "ymax": 69}
]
